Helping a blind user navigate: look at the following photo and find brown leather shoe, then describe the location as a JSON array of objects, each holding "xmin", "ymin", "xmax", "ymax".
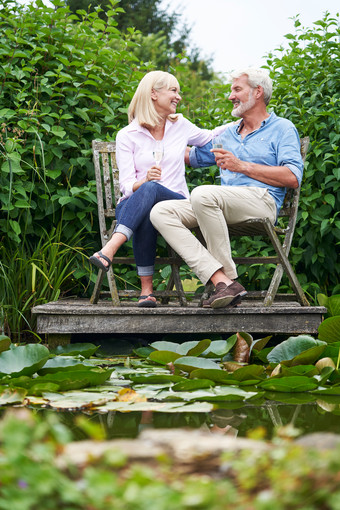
[{"xmin": 202, "ymin": 281, "xmax": 247, "ymax": 309}]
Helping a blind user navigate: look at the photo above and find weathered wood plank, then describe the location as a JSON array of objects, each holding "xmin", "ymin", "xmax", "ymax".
[{"xmin": 32, "ymin": 299, "xmax": 326, "ymax": 336}]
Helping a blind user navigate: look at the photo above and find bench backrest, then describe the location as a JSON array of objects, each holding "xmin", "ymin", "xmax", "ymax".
[{"xmin": 92, "ymin": 140, "xmax": 119, "ymax": 246}]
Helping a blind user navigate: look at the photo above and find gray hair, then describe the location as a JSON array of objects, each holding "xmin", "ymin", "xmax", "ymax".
[{"xmin": 229, "ymin": 67, "xmax": 273, "ymax": 105}]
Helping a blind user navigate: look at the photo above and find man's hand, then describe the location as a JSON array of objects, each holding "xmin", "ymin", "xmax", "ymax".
[
  {"xmin": 211, "ymin": 148, "xmax": 245, "ymax": 173},
  {"xmin": 210, "ymin": 148, "xmax": 299, "ymax": 188}
]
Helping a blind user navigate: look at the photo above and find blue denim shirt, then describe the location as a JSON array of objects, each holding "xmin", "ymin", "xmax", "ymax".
[{"xmin": 189, "ymin": 112, "xmax": 304, "ymax": 216}]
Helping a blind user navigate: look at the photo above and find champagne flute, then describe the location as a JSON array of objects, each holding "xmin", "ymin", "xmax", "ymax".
[
  {"xmin": 212, "ymin": 135, "xmax": 223, "ymax": 150},
  {"xmin": 212, "ymin": 135, "xmax": 236, "ymax": 179},
  {"xmin": 153, "ymin": 140, "xmax": 164, "ymax": 166}
]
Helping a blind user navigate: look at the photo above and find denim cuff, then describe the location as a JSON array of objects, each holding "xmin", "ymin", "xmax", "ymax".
[
  {"xmin": 189, "ymin": 147, "xmax": 198, "ymax": 168},
  {"xmin": 137, "ymin": 265, "xmax": 154, "ymax": 276},
  {"xmin": 114, "ymin": 224, "xmax": 133, "ymax": 241}
]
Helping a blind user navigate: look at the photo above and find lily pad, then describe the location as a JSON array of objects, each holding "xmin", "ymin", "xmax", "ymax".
[
  {"xmin": 202, "ymin": 386, "xmax": 259, "ymax": 402},
  {"xmin": 267, "ymin": 335, "xmax": 326, "ymax": 364},
  {"xmin": 318, "ymin": 316, "xmax": 340, "ymax": 343},
  {"xmin": 189, "ymin": 368, "xmax": 235, "ymax": 384},
  {"xmin": 133, "ymin": 346, "xmax": 155, "ymax": 358},
  {"xmin": 174, "ymin": 356, "xmax": 221, "ymax": 373},
  {"xmin": 318, "ymin": 294, "xmax": 340, "ymax": 317},
  {"xmin": 250, "ymin": 335, "xmax": 272, "ymax": 354},
  {"xmin": 322, "ymin": 342, "xmax": 340, "ymax": 360},
  {"xmin": 0, "ymin": 387, "xmax": 27, "ymax": 405},
  {"xmin": 0, "ymin": 336, "xmax": 11, "ymax": 354},
  {"xmin": 129, "ymin": 373, "xmax": 185, "ymax": 384},
  {"xmin": 50, "ymin": 343, "xmax": 100, "ymax": 358},
  {"xmin": 150, "ymin": 341, "xmax": 181, "ymax": 353},
  {"xmin": 311, "ymin": 386, "xmax": 340, "ymax": 396},
  {"xmin": 201, "ymin": 337, "xmax": 237, "ymax": 358},
  {"xmin": 38, "ymin": 356, "xmax": 93, "ymax": 375},
  {"xmin": 178, "ymin": 339, "xmax": 211, "ymax": 356},
  {"xmin": 148, "ymin": 350, "xmax": 182, "ymax": 365},
  {"xmin": 150, "ymin": 339, "xmax": 211, "ymax": 356},
  {"xmin": 172, "ymin": 379, "xmax": 215, "ymax": 391},
  {"xmin": 229, "ymin": 365, "xmax": 266, "ymax": 382},
  {"xmin": 15, "ymin": 367, "xmax": 113, "ymax": 394},
  {"xmin": 263, "ymin": 392, "xmax": 316, "ymax": 404},
  {"xmin": 258, "ymin": 376, "xmax": 319, "ymax": 393},
  {"xmin": 0, "ymin": 344, "xmax": 50, "ymax": 377},
  {"xmin": 280, "ymin": 365, "xmax": 319, "ymax": 377}
]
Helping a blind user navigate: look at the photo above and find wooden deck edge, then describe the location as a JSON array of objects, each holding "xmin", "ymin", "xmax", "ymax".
[{"xmin": 32, "ymin": 299, "xmax": 327, "ymax": 336}]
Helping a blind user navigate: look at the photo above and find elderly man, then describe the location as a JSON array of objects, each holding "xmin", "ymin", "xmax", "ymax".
[{"xmin": 150, "ymin": 68, "xmax": 304, "ymax": 309}]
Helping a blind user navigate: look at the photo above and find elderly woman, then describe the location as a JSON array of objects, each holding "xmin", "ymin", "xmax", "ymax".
[{"xmin": 90, "ymin": 70, "xmax": 220, "ymax": 307}]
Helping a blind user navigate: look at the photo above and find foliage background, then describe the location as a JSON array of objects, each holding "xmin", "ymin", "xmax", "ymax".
[{"xmin": 0, "ymin": 0, "xmax": 339, "ymax": 339}]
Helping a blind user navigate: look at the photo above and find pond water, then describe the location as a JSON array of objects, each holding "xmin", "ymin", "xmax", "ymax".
[
  {"xmin": 34, "ymin": 400, "xmax": 340, "ymax": 442},
  {"xmin": 2, "ymin": 333, "xmax": 340, "ymax": 441}
]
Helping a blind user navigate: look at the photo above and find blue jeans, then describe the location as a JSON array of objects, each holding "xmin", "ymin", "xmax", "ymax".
[{"xmin": 114, "ymin": 181, "xmax": 185, "ymax": 276}]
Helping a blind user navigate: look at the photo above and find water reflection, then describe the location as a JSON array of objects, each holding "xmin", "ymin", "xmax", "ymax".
[{"xmin": 50, "ymin": 401, "xmax": 340, "ymax": 441}]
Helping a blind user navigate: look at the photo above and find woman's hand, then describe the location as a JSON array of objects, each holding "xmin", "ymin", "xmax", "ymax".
[{"xmin": 146, "ymin": 165, "xmax": 162, "ymax": 182}]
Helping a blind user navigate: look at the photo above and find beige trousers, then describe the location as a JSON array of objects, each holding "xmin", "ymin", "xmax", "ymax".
[{"xmin": 150, "ymin": 185, "xmax": 277, "ymax": 285}]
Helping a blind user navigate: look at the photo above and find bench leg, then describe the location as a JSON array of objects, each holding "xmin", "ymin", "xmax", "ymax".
[
  {"xmin": 264, "ymin": 226, "xmax": 309, "ymax": 306},
  {"xmin": 90, "ymin": 267, "xmax": 121, "ymax": 306},
  {"xmin": 90, "ymin": 269, "xmax": 105, "ymax": 304}
]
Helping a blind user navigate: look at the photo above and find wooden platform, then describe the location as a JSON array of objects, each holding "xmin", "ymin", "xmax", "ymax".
[{"xmin": 32, "ymin": 298, "xmax": 326, "ymax": 343}]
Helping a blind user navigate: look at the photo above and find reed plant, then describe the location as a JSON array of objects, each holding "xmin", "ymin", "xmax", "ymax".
[{"xmin": 0, "ymin": 222, "xmax": 89, "ymax": 342}]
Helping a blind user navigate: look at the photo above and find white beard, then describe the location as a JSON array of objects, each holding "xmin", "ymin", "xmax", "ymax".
[{"xmin": 231, "ymin": 91, "xmax": 256, "ymax": 118}]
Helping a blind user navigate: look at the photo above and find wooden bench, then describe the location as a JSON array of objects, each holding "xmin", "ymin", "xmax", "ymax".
[{"xmin": 90, "ymin": 137, "xmax": 309, "ymax": 307}]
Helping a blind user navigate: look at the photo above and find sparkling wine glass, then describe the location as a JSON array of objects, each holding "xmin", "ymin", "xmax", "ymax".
[
  {"xmin": 212, "ymin": 135, "xmax": 223, "ymax": 150},
  {"xmin": 153, "ymin": 140, "xmax": 164, "ymax": 166}
]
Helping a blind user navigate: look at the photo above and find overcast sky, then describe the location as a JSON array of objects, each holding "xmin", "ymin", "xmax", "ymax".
[{"xmin": 160, "ymin": 0, "xmax": 339, "ymax": 77}]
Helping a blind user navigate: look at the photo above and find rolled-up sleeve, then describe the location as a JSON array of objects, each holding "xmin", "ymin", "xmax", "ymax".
[
  {"xmin": 189, "ymin": 141, "xmax": 216, "ymax": 168},
  {"xmin": 278, "ymin": 126, "xmax": 304, "ymax": 186},
  {"xmin": 188, "ymin": 122, "xmax": 234, "ymax": 168}
]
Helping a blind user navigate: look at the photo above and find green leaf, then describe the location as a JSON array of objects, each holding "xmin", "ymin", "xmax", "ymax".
[
  {"xmin": 202, "ymin": 337, "xmax": 237, "ymax": 357},
  {"xmin": 150, "ymin": 341, "xmax": 180, "ymax": 353},
  {"xmin": 178, "ymin": 339, "xmax": 211, "ymax": 356},
  {"xmin": 172, "ymin": 379, "xmax": 215, "ymax": 391},
  {"xmin": 318, "ymin": 317, "xmax": 340, "ymax": 343},
  {"xmin": 281, "ymin": 365, "xmax": 319, "ymax": 377},
  {"xmin": 267, "ymin": 335, "xmax": 326, "ymax": 364},
  {"xmin": 311, "ymin": 386, "xmax": 340, "ymax": 396},
  {"xmin": 133, "ymin": 346, "xmax": 155, "ymax": 358},
  {"xmin": 174, "ymin": 356, "xmax": 222, "ymax": 373},
  {"xmin": 51, "ymin": 343, "xmax": 99, "ymax": 358},
  {"xmin": 0, "ymin": 336, "xmax": 11, "ymax": 354},
  {"xmin": 258, "ymin": 376, "xmax": 319, "ymax": 393},
  {"xmin": 230, "ymin": 365, "xmax": 266, "ymax": 382},
  {"xmin": 30, "ymin": 367, "xmax": 113, "ymax": 394},
  {"xmin": 0, "ymin": 344, "xmax": 50, "ymax": 377},
  {"xmin": 38, "ymin": 356, "xmax": 93, "ymax": 375},
  {"xmin": 325, "ymin": 295, "xmax": 340, "ymax": 317},
  {"xmin": 189, "ymin": 368, "xmax": 236, "ymax": 384},
  {"xmin": 129, "ymin": 373, "xmax": 184, "ymax": 384},
  {"xmin": 148, "ymin": 350, "xmax": 182, "ymax": 365},
  {"xmin": 0, "ymin": 388, "xmax": 27, "ymax": 405}
]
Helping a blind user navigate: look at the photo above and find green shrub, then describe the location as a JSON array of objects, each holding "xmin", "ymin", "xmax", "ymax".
[
  {"xmin": 267, "ymin": 13, "xmax": 340, "ymax": 294},
  {"xmin": 0, "ymin": 0, "xmax": 147, "ymax": 248}
]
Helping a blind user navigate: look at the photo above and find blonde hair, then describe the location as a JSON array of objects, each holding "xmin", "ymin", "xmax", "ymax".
[{"xmin": 128, "ymin": 71, "xmax": 180, "ymax": 127}]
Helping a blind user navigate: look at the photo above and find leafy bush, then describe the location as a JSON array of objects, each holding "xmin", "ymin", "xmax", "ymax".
[
  {"xmin": 267, "ymin": 13, "xmax": 340, "ymax": 294},
  {"xmin": 0, "ymin": 0, "xmax": 147, "ymax": 248}
]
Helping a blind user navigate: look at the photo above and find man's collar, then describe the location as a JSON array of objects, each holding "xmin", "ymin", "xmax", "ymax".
[{"xmin": 236, "ymin": 112, "xmax": 274, "ymax": 134}]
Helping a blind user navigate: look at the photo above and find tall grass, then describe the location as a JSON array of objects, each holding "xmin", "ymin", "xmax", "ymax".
[{"xmin": 0, "ymin": 222, "xmax": 89, "ymax": 342}]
